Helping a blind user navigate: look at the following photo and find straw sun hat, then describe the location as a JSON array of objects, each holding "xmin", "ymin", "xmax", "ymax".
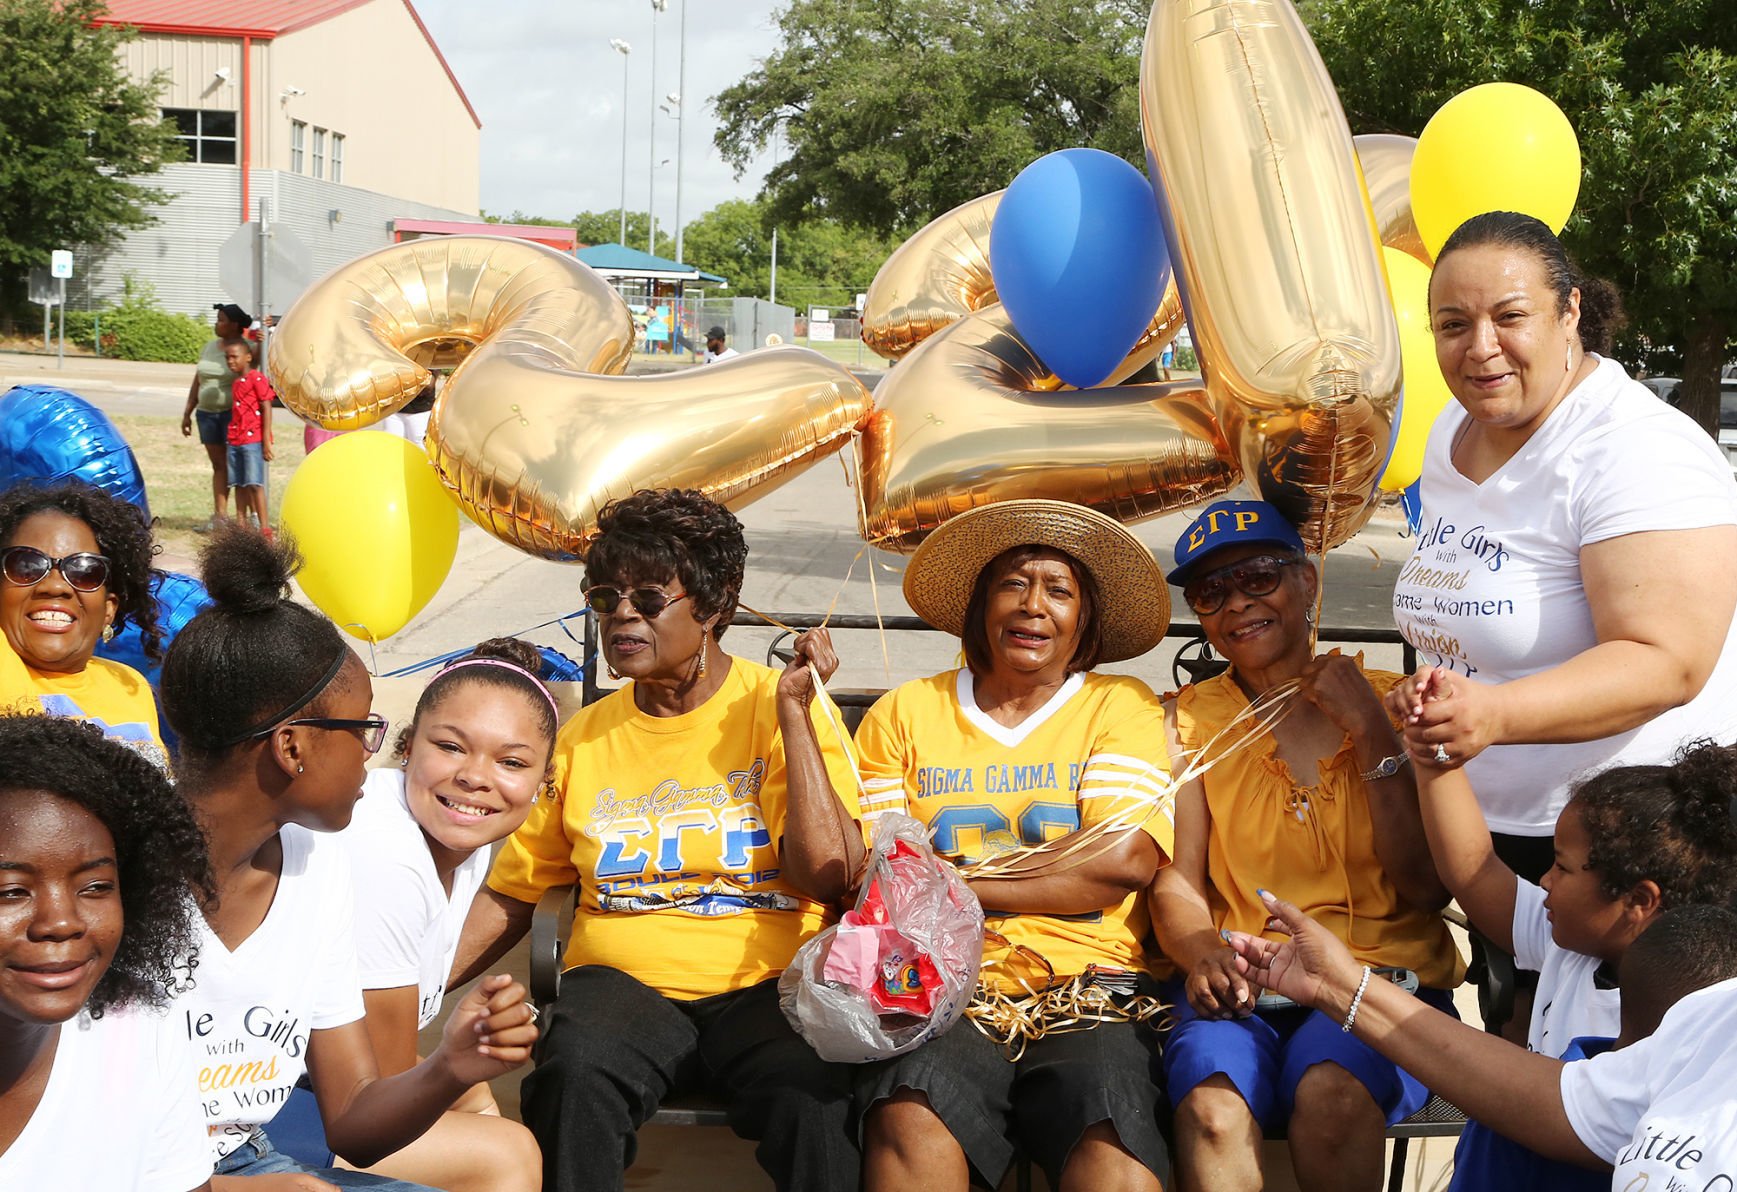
[{"xmin": 902, "ymin": 500, "xmax": 1171, "ymax": 664}]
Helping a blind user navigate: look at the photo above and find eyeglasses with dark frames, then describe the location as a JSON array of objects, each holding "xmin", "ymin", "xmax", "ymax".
[
  {"xmin": 1, "ymin": 546, "xmax": 111, "ymax": 593},
  {"xmin": 257, "ymin": 714, "xmax": 390, "ymax": 755},
  {"xmin": 584, "ymin": 586, "xmax": 689, "ymax": 619},
  {"xmin": 1183, "ymin": 555, "xmax": 1303, "ymax": 616}
]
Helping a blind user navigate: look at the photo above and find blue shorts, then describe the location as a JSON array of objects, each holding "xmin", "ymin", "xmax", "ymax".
[
  {"xmin": 1160, "ymin": 978, "xmax": 1458, "ymax": 1130},
  {"xmin": 195, "ymin": 408, "xmax": 231, "ymax": 445},
  {"xmin": 214, "ymin": 1126, "xmax": 434, "ymax": 1188},
  {"xmin": 226, "ymin": 441, "xmax": 265, "ymax": 488}
]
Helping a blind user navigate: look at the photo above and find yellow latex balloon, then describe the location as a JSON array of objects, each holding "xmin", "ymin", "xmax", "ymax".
[
  {"xmin": 1411, "ymin": 83, "xmax": 1581, "ymax": 259},
  {"xmin": 1376, "ymin": 249, "xmax": 1454, "ymax": 492},
  {"xmin": 1355, "ymin": 134, "xmax": 1432, "ymax": 266},
  {"xmin": 281, "ymin": 431, "xmax": 459, "ymax": 642},
  {"xmin": 1140, "ymin": 0, "xmax": 1400, "ymax": 552}
]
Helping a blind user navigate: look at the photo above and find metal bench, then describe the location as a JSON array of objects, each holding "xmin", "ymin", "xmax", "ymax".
[{"xmin": 535, "ymin": 610, "xmax": 1470, "ymax": 1190}]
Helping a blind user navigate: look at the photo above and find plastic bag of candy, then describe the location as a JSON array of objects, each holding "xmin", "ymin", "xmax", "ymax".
[{"xmin": 779, "ymin": 812, "xmax": 984, "ymax": 1061}]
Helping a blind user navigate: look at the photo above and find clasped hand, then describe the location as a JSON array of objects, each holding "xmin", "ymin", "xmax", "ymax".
[{"xmin": 436, "ymin": 973, "xmax": 539, "ymax": 1086}]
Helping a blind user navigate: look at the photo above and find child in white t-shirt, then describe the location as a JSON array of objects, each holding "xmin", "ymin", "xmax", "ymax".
[
  {"xmin": 327, "ymin": 639, "xmax": 557, "ymax": 1191},
  {"xmin": 157, "ymin": 526, "xmax": 539, "ymax": 1191},
  {"xmin": 1407, "ymin": 732, "xmax": 1737, "ymax": 1191},
  {"xmin": 0, "ymin": 715, "xmax": 214, "ymax": 1192}
]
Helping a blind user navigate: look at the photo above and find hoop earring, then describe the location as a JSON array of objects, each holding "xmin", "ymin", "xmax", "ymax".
[
  {"xmin": 1305, "ymin": 607, "xmax": 1316, "ymax": 626},
  {"xmin": 606, "ymin": 662, "xmax": 621, "ymax": 681},
  {"xmin": 296, "ymin": 764, "xmax": 305, "ymax": 774}
]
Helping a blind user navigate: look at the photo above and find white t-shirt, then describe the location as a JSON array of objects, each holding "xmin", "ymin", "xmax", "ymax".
[
  {"xmin": 1561, "ymin": 976, "xmax": 1737, "ymax": 1187},
  {"xmin": 345, "ymin": 768, "xmax": 490, "ymax": 1028},
  {"xmin": 0, "ymin": 1007, "xmax": 212, "ymax": 1191},
  {"xmin": 703, "ymin": 346, "xmax": 740, "ymax": 363},
  {"xmin": 1393, "ymin": 355, "xmax": 1737, "ymax": 834},
  {"xmin": 173, "ymin": 824, "xmax": 366, "ymax": 1161},
  {"xmin": 1513, "ymin": 879, "xmax": 1621, "ymax": 1057}
]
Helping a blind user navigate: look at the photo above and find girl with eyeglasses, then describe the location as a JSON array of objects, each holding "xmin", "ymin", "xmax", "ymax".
[
  {"xmin": 449, "ymin": 488, "xmax": 864, "ymax": 1192},
  {"xmin": 158, "ymin": 524, "xmax": 538, "ymax": 1191},
  {"xmin": 0, "ymin": 714, "xmax": 215, "ymax": 1192},
  {"xmin": 298, "ymin": 638, "xmax": 554, "ymax": 1191},
  {"xmin": 1150, "ymin": 500, "xmax": 1462, "ymax": 1192},
  {"xmin": 0, "ymin": 481, "xmax": 167, "ymax": 770}
]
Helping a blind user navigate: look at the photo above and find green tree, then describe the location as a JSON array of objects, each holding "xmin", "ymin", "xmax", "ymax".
[
  {"xmin": 714, "ymin": 0, "xmax": 1148, "ymax": 234},
  {"xmin": 0, "ymin": 0, "xmax": 183, "ymax": 311},
  {"xmin": 1303, "ymin": 0, "xmax": 1737, "ymax": 436},
  {"xmin": 680, "ymin": 199, "xmax": 895, "ymax": 303}
]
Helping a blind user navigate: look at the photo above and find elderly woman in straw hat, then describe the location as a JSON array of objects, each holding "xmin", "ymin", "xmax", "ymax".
[
  {"xmin": 1148, "ymin": 500, "xmax": 1461, "ymax": 1192},
  {"xmin": 789, "ymin": 499, "xmax": 1178, "ymax": 1191}
]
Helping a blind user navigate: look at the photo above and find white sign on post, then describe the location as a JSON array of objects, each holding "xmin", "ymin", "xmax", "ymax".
[{"xmin": 50, "ymin": 250, "xmax": 73, "ymax": 279}]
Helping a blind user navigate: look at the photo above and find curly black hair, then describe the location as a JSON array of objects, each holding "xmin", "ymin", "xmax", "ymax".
[
  {"xmin": 0, "ymin": 714, "xmax": 213, "ymax": 1015},
  {"xmin": 1432, "ymin": 211, "xmax": 1629, "ymax": 355},
  {"xmin": 391, "ymin": 637, "xmax": 558, "ymax": 765},
  {"xmin": 0, "ymin": 480, "xmax": 163, "ymax": 662},
  {"xmin": 161, "ymin": 523, "xmax": 354, "ymax": 769},
  {"xmin": 1571, "ymin": 740, "xmax": 1737, "ymax": 909},
  {"xmin": 585, "ymin": 489, "xmax": 748, "ymax": 641}
]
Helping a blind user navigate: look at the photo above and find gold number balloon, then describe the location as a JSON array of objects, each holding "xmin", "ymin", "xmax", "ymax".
[
  {"xmin": 270, "ymin": 236, "xmax": 871, "ymax": 561},
  {"xmin": 1355, "ymin": 133, "xmax": 1431, "ymax": 267},
  {"xmin": 858, "ymin": 301, "xmax": 1232, "ymax": 552},
  {"xmin": 1140, "ymin": 0, "xmax": 1399, "ymax": 551},
  {"xmin": 861, "ymin": 190, "xmax": 1002, "ymax": 362}
]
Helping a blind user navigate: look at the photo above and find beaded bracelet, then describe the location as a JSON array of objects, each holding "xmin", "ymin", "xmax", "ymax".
[{"xmin": 1341, "ymin": 966, "xmax": 1373, "ymax": 1033}]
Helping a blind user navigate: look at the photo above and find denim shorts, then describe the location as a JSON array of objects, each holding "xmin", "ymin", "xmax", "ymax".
[
  {"xmin": 226, "ymin": 441, "xmax": 265, "ymax": 488},
  {"xmin": 195, "ymin": 408, "xmax": 231, "ymax": 445},
  {"xmin": 213, "ymin": 1128, "xmax": 435, "ymax": 1189}
]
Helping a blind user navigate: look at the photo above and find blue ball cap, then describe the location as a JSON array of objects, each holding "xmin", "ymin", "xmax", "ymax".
[{"xmin": 1167, "ymin": 500, "xmax": 1306, "ymax": 585}]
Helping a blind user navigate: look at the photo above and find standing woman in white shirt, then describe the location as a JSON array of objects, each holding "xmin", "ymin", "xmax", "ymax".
[
  {"xmin": 158, "ymin": 526, "xmax": 538, "ymax": 1191},
  {"xmin": 0, "ymin": 714, "xmax": 214, "ymax": 1192},
  {"xmin": 1388, "ymin": 210, "xmax": 1737, "ymax": 880},
  {"xmin": 331, "ymin": 638, "xmax": 554, "ymax": 1191}
]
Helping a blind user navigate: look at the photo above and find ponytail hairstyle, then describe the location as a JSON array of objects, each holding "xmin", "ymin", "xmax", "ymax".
[
  {"xmin": 160, "ymin": 525, "xmax": 352, "ymax": 774},
  {"xmin": 1431, "ymin": 211, "xmax": 1628, "ymax": 354},
  {"xmin": 392, "ymin": 637, "xmax": 559, "ymax": 771},
  {"xmin": 1570, "ymin": 740, "xmax": 1737, "ymax": 908}
]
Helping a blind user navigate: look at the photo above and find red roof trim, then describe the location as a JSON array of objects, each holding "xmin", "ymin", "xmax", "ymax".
[
  {"xmin": 400, "ymin": 1, "xmax": 481, "ymax": 130},
  {"xmin": 395, "ymin": 219, "xmax": 576, "ymax": 249}
]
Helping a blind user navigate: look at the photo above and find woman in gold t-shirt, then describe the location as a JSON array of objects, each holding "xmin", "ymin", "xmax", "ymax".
[
  {"xmin": 1151, "ymin": 499, "xmax": 1461, "ymax": 1192},
  {"xmin": 0, "ymin": 480, "xmax": 166, "ymax": 769},
  {"xmin": 450, "ymin": 488, "xmax": 865, "ymax": 1192}
]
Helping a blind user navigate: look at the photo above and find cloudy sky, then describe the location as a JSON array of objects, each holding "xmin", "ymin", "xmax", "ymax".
[{"xmin": 414, "ymin": 1, "xmax": 787, "ymax": 231}]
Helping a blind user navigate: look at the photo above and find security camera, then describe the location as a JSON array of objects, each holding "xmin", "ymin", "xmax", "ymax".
[
  {"xmin": 214, "ymin": 67, "xmax": 232, "ymax": 82},
  {"xmin": 283, "ymin": 86, "xmax": 306, "ymax": 97}
]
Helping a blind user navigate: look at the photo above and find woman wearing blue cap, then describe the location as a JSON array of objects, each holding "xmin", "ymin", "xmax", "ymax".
[{"xmin": 1150, "ymin": 499, "xmax": 1461, "ymax": 1192}]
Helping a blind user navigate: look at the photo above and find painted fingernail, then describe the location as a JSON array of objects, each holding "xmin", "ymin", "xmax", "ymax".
[
  {"xmin": 1220, "ymin": 929, "xmax": 1233, "ymax": 943},
  {"xmin": 1256, "ymin": 888, "xmax": 1274, "ymax": 902}
]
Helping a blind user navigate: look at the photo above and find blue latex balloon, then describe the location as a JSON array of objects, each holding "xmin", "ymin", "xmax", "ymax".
[
  {"xmin": 94, "ymin": 570, "xmax": 211, "ymax": 751},
  {"xmin": 0, "ymin": 385, "xmax": 151, "ymax": 519},
  {"xmin": 990, "ymin": 148, "xmax": 1172, "ymax": 389},
  {"xmin": 536, "ymin": 646, "xmax": 586, "ymax": 683}
]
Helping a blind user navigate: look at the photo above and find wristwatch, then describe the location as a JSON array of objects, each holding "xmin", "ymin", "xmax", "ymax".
[{"xmin": 1359, "ymin": 752, "xmax": 1410, "ymax": 782}]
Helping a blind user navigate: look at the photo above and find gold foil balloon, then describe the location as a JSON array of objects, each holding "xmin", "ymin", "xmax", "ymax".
[
  {"xmin": 1355, "ymin": 133, "xmax": 1432, "ymax": 266},
  {"xmin": 272, "ymin": 235, "xmax": 871, "ymax": 561},
  {"xmin": 1140, "ymin": 0, "xmax": 1400, "ymax": 551},
  {"xmin": 857, "ymin": 303, "xmax": 1237, "ymax": 552},
  {"xmin": 430, "ymin": 345, "xmax": 869, "ymax": 559},
  {"xmin": 861, "ymin": 191, "xmax": 1001, "ymax": 361},
  {"xmin": 270, "ymin": 236, "xmax": 634, "ymax": 428}
]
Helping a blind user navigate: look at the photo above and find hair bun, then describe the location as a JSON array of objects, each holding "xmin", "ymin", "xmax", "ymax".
[
  {"xmin": 1671, "ymin": 740, "xmax": 1737, "ymax": 835},
  {"xmin": 468, "ymin": 636, "xmax": 544, "ymax": 676},
  {"xmin": 199, "ymin": 524, "xmax": 302, "ymax": 615}
]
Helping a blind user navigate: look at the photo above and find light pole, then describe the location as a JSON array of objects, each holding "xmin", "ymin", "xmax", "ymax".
[
  {"xmin": 647, "ymin": 0, "xmax": 668, "ymax": 255},
  {"xmin": 674, "ymin": 0, "xmax": 687, "ymax": 264},
  {"xmin": 769, "ymin": 126, "xmax": 782, "ymax": 304},
  {"xmin": 610, "ymin": 39, "xmax": 631, "ymax": 245}
]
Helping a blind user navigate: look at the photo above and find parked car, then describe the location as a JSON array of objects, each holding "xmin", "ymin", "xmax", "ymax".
[{"xmin": 1640, "ymin": 375, "xmax": 1737, "ymax": 478}]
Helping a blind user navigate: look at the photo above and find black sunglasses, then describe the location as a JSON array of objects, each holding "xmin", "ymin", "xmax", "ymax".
[
  {"xmin": 1183, "ymin": 555, "xmax": 1302, "ymax": 616},
  {"xmin": 584, "ymin": 586, "xmax": 689, "ymax": 619},
  {"xmin": 1, "ymin": 546, "xmax": 111, "ymax": 593},
  {"xmin": 259, "ymin": 714, "xmax": 390, "ymax": 755}
]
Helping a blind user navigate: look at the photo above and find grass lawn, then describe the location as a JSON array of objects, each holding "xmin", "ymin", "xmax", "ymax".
[{"xmin": 110, "ymin": 413, "xmax": 309, "ymax": 561}]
